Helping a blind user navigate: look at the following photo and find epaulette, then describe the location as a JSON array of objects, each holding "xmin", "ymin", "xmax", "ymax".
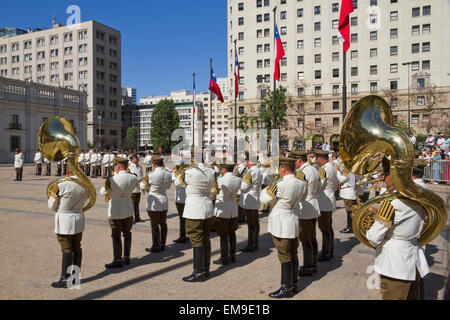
[
  {"xmin": 49, "ymin": 184, "xmax": 59, "ymax": 198},
  {"xmin": 296, "ymin": 170, "xmax": 307, "ymax": 183},
  {"xmin": 318, "ymin": 168, "xmax": 327, "ymax": 180},
  {"xmin": 243, "ymin": 172, "xmax": 253, "ymax": 185},
  {"xmin": 375, "ymin": 200, "xmax": 395, "ymax": 227}
]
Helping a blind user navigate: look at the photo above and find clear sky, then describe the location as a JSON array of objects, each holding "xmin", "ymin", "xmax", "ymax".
[{"xmin": 0, "ymin": 0, "xmax": 228, "ymax": 101}]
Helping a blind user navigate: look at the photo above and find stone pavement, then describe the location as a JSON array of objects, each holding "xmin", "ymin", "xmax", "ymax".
[{"xmin": 0, "ymin": 165, "xmax": 448, "ymax": 300}]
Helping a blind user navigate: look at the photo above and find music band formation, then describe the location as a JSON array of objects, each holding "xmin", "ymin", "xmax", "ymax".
[{"xmin": 36, "ymin": 95, "xmax": 447, "ymax": 300}]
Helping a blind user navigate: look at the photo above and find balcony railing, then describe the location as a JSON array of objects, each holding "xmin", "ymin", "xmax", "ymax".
[{"xmin": 9, "ymin": 123, "xmax": 22, "ymax": 130}]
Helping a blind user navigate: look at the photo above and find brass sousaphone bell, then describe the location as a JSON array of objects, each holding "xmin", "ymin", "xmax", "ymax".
[
  {"xmin": 339, "ymin": 95, "xmax": 447, "ymax": 249},
  {"xmin": 38, "ymin": 116, "xmax": 96, "ymax": 212}
]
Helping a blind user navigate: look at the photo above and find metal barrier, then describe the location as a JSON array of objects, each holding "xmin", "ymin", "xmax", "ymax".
[{"xmin": 423, "ymin": 160, "xmax": 450, "ymax": 183}]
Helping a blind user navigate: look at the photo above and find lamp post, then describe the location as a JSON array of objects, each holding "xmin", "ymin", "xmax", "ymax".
[
  {"xmin": 402, "ymin": 62, "xmax": 412, "ymax": 135},
  {"xmin": 97, "ymin": 113, "xmax": 102, "ymax": 150}
]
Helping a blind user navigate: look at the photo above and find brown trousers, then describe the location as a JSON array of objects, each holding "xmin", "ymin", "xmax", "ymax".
[
  {"xmin": 131, "ymin": 193, "xmax": 141, "ymax": 219},
  {"xmin": 185, "ymin": 218, "xmax": 213, "ymax": 247},
  {"xmin": 380, "ymin": 270, "xmax": 425, "ymax": 300},
  {"xmin": 272, "ymin": 236, "xmax": 299, "ymax": 264},
  {"xmin": 299, "ymin": 218, "xmax": 317, "ymax": 242},
  {"xmin": 109, "ymin": 217, "xmax": 133, "ymax": 237},
  {"xmin": 175, "ymin": 203, "xmax": 185, "ymax": 218},
  {"xmin": 148, "ymin": 210, "xmax": 168, "ymax": 227},
  {"xmin": 216, "ymin": 217, "xmax": 238, "ymax": 237},
  {"xmin": 57, "ymin": 233, "xmax": 83, "ymax": 253}
]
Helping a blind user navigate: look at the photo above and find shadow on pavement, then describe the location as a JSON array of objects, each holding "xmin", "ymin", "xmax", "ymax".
[
  {"xmin": 296, "ymin": 236, "xmax": 360, "ymax": 293},
  {"xmin": 424, "ymin": 272, "xmax": 447, "ymax": 300},
  {"xmin": 424, "ymin": 244, "xmax": 439, "ymax": 267}
]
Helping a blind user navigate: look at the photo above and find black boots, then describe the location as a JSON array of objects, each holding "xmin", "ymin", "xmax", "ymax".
[
  {"xmin": 312, "ymin": 239, "xmax": 318, "ymax": 273},
  {"xmin": 240, "ymin": 226, "xmax": 255, "ymax": 252},
  {"xmin": 161, "ymin": 225, "xmax": 167, "ymax": 251},
  {"xmin": 146, "ymin": 226, "xmax": 161, "ymax": 253},
  {"xmin": 174, "ymin": 218, "xmax": 187, "ymax": 243},
  {"xmin": 52, "ymin": 252, "xmax": 74, "ymax": 288},
  {"xmin": 183, "ymin": 246, "xmax": 206, "ymax": 282},
  {"xmin": 203, "ymin": 245, "xmax": 211, "ymax": 277},
  {"xmin": 340, "ymin": 212, "xmax": 353, "ymax": 234},
  {"xmin": 254, "ymin": 221, "xmax": 260, "ymax": 250},
  {"xmin": 318, "ymin": 229, "xmax": 333, "ymax": 261},
  {"xmin": 292, "ymin": 256, "xmax": 300, "ymax": 293},
  {"xmin": 123, "ymin": 234, "xmax": 132, "ymax": 265},
  {"xmin": 269, "ymin": 261, "xmax": 294, "ymax": 298},
  {"xmin": 230, "ymin": 232, "xmax": 237, "ymax": 263},
  {"xmin": 299, "ymin": 241, "xmax": 314, "ymax": 277},
  {"xmin": 105, "ymin": 235, "xmax": 124, "ymax": 268},
  {"xmin": 214, "ymin": 236, "xmax": 230, "ymax": 265}
]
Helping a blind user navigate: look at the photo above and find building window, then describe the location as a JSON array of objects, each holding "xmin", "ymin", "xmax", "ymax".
[
  {"xmin": 297, "ymin": 24, "xmax": 304, "ymax": 33},
  {"xmin": 370, "ymin": 65, "xmax": 377, "ymax": 75},
  {"xmin": 10, "ymin": 136, "xmax": 21, "ymax": 152},
  {"xmin": 390, "ymin": 46, "xmax": 398, "ymax": 56},
  {"xmin": 411, "ymin": 61, "xmax": 420, "ymax": 71},
  {"xmin": 314, "ymin": 6, "xmax": 321, "ymax": 15},
  {"xmin": 314, "ymin": 38, "xmax": 321, "ymax": 47},
  {"xmin": 390, "ymin": 28, "xmax": 398, "ymax": 39},
  {"xmin": 351, "ymin": 83, "xmax": 358, "ymax": 94},
  {"xmin": 412, "ymin": 43, "xmax": 420, "ymax": 53},
  {"xmin": 422, "ymin": 24, "xmax": 431, "ymax": 34},
  {"xmin": 332, "ymin": 3, "xmax": 339, "ymax": 12},
  {"xmin": 333, "ymin": 85, "xmax": 340, "ymax": 94},
  {"xmin": 411, "ymin": 115, "xmax": 419, "ymax": 125},
  {"xmin": 314, "ymin": 22, "xmax": 321, "ymax": 31},
  {"xmin": 297, "ymin": 40, "xmax": 304, "ymax": 49},
  {"xmin": 297, "ymin": 56, "xmax": 304, "ymax": 65},
  {"xmin": 315, "ymin": 86, "xmax": 322, "ymax": 95},
  {"xmin": 352, "ymin": 0, "xmax": 358, "ymax": 9},
  {"xmin": 280, "ymin": 11, "xmax": 287, "ymax": 20},
  {"xmin": 422, "ymin": 42, "xmax": 430, "ymax": 52},
  {"xmin": 351, "ymin": 67, "xmax": 358, "ymax": 76},
  {"xmin": 412, "ymin": 25, "xmax": 420, "ymax": 36},
  {"xmin": 333, "ymin": 118, "xmax": 340, "ymax": 126},
  {"xmin": 417, "ymin": 78, "xmax": 425, "ymax": 88},
  {"xmin": 332, "ymin": 36, "xmax": 339, "ymax": 45},
  {"xmin": 390, "ymin": 11, "xmax": 398, "ymax": 21},
  {"xmin": 423, "ymin": 5, "xmax": 431, "ymax": 16},
  {"xmin": 333, "ymin": 69, "xmax": 339, "ymax": 78},
  {"xmin": 390, "ymin": 81, "xmax": 398, "ymax": 90},
  {"xmin": 333, "ymin": 101, "xmax": 340, "ymax": 110},
  {"xmin": 298, "ymin": 87, "xmax": 305, "ymax": 96},
  {"xmin": 370, "ymin": 48, "xmax": 377, "ymax": 58},
  {"xmin": 239, "ymin": 106, "xmax": 245, "ymax": 114},
  {"xmin": 297, "ymin": 8, "xmax": 303, "ymax": 17},
  {"xmin": 315, "ymin": 70, "xmax": 321, "ymax": 79},
  {"xmin": 351, "ymin": 17, "xmax": 358, "ymax": 26},
  {"xmin": 238, "ymin": 32, "xmax": 244, "ymax": 40},
  {"xmin": 351, "ymin": 50, "xmax": 358, "ymax": 59},
  {"xmin": 264, "ymin": 44, "xmax": 270, "ymax": 52},
  {"xmin": 315, "ymin": 118, "xmax": 322, "ymax": 127},
  {"xmin": 422, "ymin": 60, "xmax": 430, "ymax": 70},
  {"xmin": 297, "ymin": 72, "xmax": 304, "ymax": 80},
  {"xmin": 417, "ymin": 96, "xmax": 425, "ymax": 106},
  {"xmin": 370, "ymin": 31, "xmax": 377, "ymax": 41},
  {"xmin": 370, "ymin": 82, "xmax": 378, "ymax": 92},
  {"xmin": 280, "ymin": 26, "xmax": 287, "ymax": 35},
  {"xmin": 351, "ymin": 33, "xmax": 358, "ymax": 43},
  {"xmin": 257, "ymin": 45, "xmax": 263, "ymax": 53},
  {"xmin": 315, "ymin": 54, "xmax": 321, "ymax": 63},
  {"xmin": 390, "ymin": 63, "xmax": 398, "ymax": 73},
  {"xmin": 281, "ymin": 73, "xmax": 287, "ymax": 81},
  {"xmin": 315, "ymin": 102, "xmax": 322, "ymax": 113},
  {"xmin": 332, "ymin": 52, "xmax": 339, "ymax": 61}
]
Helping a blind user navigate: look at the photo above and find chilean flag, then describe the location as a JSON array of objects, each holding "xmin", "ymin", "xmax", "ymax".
[
  {"xmin": 234, "ymin": 50, "xmax": 239, "ymax": 97},
  {"xmin": 209, "ymin": 67, "xmax": 224, "ymax": 103},
  {"xmin": 274, "ymin": 25, "xmax": 285, "ymax": 82},
  {"xmin": 338, "ymin": 0, "xmax": 354, "ymax": 53}
]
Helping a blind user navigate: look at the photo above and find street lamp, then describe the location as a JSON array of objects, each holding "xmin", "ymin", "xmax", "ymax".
[
  {"xmin": 402, "ymin": 62, "xmax": 412, "ymax": 135},
  {"xmin": 97, "ymin": 112, "xmax": 102, "ymax": 150}
]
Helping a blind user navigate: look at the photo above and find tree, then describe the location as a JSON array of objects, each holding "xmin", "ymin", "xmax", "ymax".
[
  {"xmin": 121, "ymin": 127, "xmax": 138, "ymax": 151},
  {"xmin": 257, "ymin": 86, "xmax": 289, "ymax": 134},
  {"xmin": 150, "ymin": 99, "xmax": 180, "ymax": 153},
  {"xmin": 413, "ymin": 85, "xmax": 448, "ymax": 135}
]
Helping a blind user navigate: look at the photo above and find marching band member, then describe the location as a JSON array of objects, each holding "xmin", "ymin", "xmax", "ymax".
[
  {"xmin": 234, "ymin": 161, "xmax": 247, "ymax": 223},
  {"xmin": 90, "ymin": 150, "xmax": 98, "ymax": 179},
  {"xmin": 140, "ymin": 155, "xmax": 172, "ymax": 253},
  {"xmin": 129, "ymin": 154, "xmax": 145, "ymax": 223},
  {"xmin": 315, "ymin": 150, "xmax": 339, "ymax": 261},
  {"xmin": 144, "ymin": 151, "xmax": 153, "ymax": 173},
  {"xmin": 101, "ymin": 157, "xmax": 138, "ymax": 268},
  {"xmin": 260, "ymin": 157, "xmax": 307, "ymax": 298},
  {"xmin": 78, "ymin": 150, "xmax": 86, "ymax": 172},
  {"xmin": 44, "ymin": 157, "xmax": 51, "ymax": 176},
  {"xmin": 172, "ymin": 160, "xmax": 188, "ymax": 244},
  {"xmin": 366, "ymin": 161, "xmax": 429, "ymax": 300},
  {"xmin": 106, "ymin": 150, "xmax": 115, "ymax": 178},
  {"xmin": 84, "ymin": 150, "xmax": 91, "ymax": 177},
  {"xmin": 102, "ymin": 150, "xmax": 110, "ymax": 179},
  {"xmin": 259, "ymin": 152, "xmax": 273, "ymax": 214},
  {"xmin": 337, "ymin": 165, "xmax": 358, "ymax": 234},
  {"xmin": 178, "ymin": 149, "xmax": 216, "ymax": 282},
  {"xmin": 34, "ymin": 149, "xmax": 43, "ymax": 176},
  {"xmin": 96, "ymin": 150, "xmax": 103, "ymax": 178},
  {"xmin": 48, "ymin": 166, "xmax": 89, "ymax": 288},
  {"xmin": 14, "ymin": 148, "xmax": 24, "ymax": 181},
  {"xmin": 239, "ymin": 156, "xmax": 263, "ymax": 252},
  {"xmin": 213, "ymin": 159, "xmax": 242, "ymax": 265},
  {"xmin": 292, "ymin": 151, "xmax": 321, "ymax": 277}
]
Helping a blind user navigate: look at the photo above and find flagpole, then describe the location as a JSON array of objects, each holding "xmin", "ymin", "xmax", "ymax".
[
  {"xmin": 273, "ymin": 6, "xmax": 277, "ymax": 131},
  {"xmin": 192, "ymin": 72, "xmax": 195, "ymax": 148},
  {"xmin": 209, "ymin": 58, "xmax": 213, "ymax": 148},
  {"xmin": 342, "ymin": 45, "xmax": 347, "ymax": 122},
  {"xmin": 234, "ymin": 40, "xmax": 238, "ymax": 163}
]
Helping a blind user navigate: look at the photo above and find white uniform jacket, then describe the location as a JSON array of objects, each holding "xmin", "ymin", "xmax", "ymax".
[
  {"xmin": 261, "ymin": 174, "xmax": 307, "ymax": 239},
  {"xmin": 78, "ymin": 153, "xmax": 85, "ymax": 166},
  {"xmin": 90, "ymin": 153, "xmax": 98, "ymax": 167},
  {"xmin": 317, "ymin": 162, "xmax": 338, "ymax": 212},
  {"xmin": 107, "ymin": 154, "xmax": 114, "ymax": 167},
  {"xmin": 182, "ymin": 163, "xmax": 216, "ymax": 220},
  {"xmin": 172, "ymin": 172, "xmax": 186, "ymax": 204},
  {"xmin": 214, "ymin": 172, "xmax": 242, "ymax": 219},
  {"xmin": 259, "ymin": 156, "xmax": 273, "ymax": 186},
  {"xmin": 100, "ymin": 170, "xmax": 138, "ymax": 220},
  {"xmin": 337, "ymin": 171, "xmax": 357, "ymax": 200},
  {"xmin": 96, "ymin": 154, "xmax": 103, "ymax": 167},
  {"xmin": 129, "ymin": 163, "xmax": 145, "ymax": 194},
  {"xmin": 366, "ymin": 198, "xmax": 429, "ymax": 281},
  {"xmin": 297, "ymin": 163, "xmax": 321, "ymax": 220},
  {"xmin": 48, "ymin": 177, "xmax": 89, "ymax": 235},
  {"xmin": 14, "ymin": 153, "xmax": 24, "ymax": 168},
  {"xmin": 239, "ymin": 165, "xmax": 263, "ymax": 210},
  {"xmin": 144, "ymin": 155, "xmax": 152, "ymax": 168},
  {"xmin": 34, "ymin": 152, "xmax": 43, "ymax": 164},
  {"xmin": 140, "ymin": 167, "xmax": 172, "ymax": 211},
  {"xmin": 102, "ymin": 154, "xmax": 110, "ymax": 167},
  {"xmin": 84, "ymin": 152, "xmax": 91, "ymax": 165},
  {"xmin": 413, "ymin": 178, "xmax": 427, "ymax": 189}
]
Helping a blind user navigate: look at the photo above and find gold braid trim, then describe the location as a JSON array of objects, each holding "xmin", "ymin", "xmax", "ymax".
[
  {"xmin": 261, "ymin": 159, "xmax": 272, "ymax": 168},
  {"xmin": 49, "ymin": 184, "xmax": 59, "ymax": 199},
  {"xmin": 295, "ymin": 170, "xmax": 307, "ymax": 183},
  {"xmin": 243, "ymin": 172, "xmax": 253, "ymax": 185},
  {"xmin": 142, "ymin": 175, "xmax": 150, "ymax": 193},
  {"xmin": 375, "ymin": 200, "xmax": 395, "ymax": 227},
  {"xmin": 318, "ymin": 168, "xmax": 327, "ymax": 180}
]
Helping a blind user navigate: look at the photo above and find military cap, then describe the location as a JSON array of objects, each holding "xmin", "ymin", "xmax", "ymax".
[
  {"xmin": 221, "ymin": 157, "xmax": 236, "ymax": 169},
  {"xmin": 152, "ymin": 155, "xmax": 164, "ymax": 164},
  {"xmin": 290, "ymin": 151, "xmax": 308, "ymax": 158},
  {"xmin": 113, "ymin": 156, "xmax": 129, "ymax": 167},
  {"xmin": 315, "ymin": 150, "xmax": 330, "ymax": 158},
  {"xmin": 279, "ymin": 157, "xmax": 297, "ymax": 165}
]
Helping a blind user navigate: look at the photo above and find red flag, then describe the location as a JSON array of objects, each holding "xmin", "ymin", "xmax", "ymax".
[
  {"xmin": 209, "ymin": 67, "xmax": 224, "ymax": 103},
  {"xmin": 338, "ymin": 0, "xmax": 354, "ymax": 53},
  {"xmin": 234, "ymin": 50, "xmax": 239, "ymax": 97},
  {"xmin": 274, "ymin": 25, "xmax": 285, "ymax": 82}
]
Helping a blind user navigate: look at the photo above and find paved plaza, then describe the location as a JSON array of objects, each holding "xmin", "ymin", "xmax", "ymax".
[{"xmin": 0, "ymin": 164, "xmax": 448, "ymax": 300}]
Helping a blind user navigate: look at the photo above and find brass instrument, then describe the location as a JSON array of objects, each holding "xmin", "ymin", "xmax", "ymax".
[
  {"xmin": 104, "ymin": 178, "xmax": 111, "ymax": 203},
  {"xmin": 340, "ymin": 95, "xmax": 447, "ymax": 249},
  {"xmin": 38, "ymin": 116, "xmax": 96, "ymax": 212}
]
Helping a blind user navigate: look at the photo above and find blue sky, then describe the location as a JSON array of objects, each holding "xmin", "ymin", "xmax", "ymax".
[{"xmin": 0, "ymin": 0, "xmax": 228, "ymax": 101}]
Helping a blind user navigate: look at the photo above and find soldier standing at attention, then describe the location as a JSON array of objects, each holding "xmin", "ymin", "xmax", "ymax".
[
  {"xmin": 239, "ymin": 156, "xmax": 263, "ymax": 252},
  {"xmin": 48, "ymin": 166, "xmax": 89, "ymax": 288},
  {"xmin": 213, "ymin": 159, "xmax": 242, "ymax": 265},
  {"xmin": 234, "ymin": 161, "xmax": 247, "ymax": 223},
  {"xmin": 78, "ymin": 150, "xmax": 85, "ymax": 172},
  {"xmin": 14, "ymin": 148, "xmax": 24, "ymax": 181},
  {"xmin": 129, "ymin": 154, "xmax": 145, "ymax": 223},
  {"xmin": 292, "ymin": 151, "xmax": 321, "ymax": 277},
  {"xmin": 140, "ymin": 155, "xmax": 172, "ymax": 253},
  {"xmin": 100, "ymin": 157, "xmax": 138, "ymax": 268},
  {"xmin": 144, "ymin": 151, "xmax": 153, "ymax": 173},
  {"xmin": 315, "ymin": 150, "xmax": 339, "ymax": 261},
  {"xmin": 366, "ymin": 161, "xmax": 429, "ymax": 300},
  {"xmin": 337, "ymin": 166, "xmax": 358, "ymax": 234},
  {"xmin": 44, "ymin": 157, "xmax": 51, "ymax": 176},
  {"xmin": 172, "ymin": 160, "xmax": 188, "ymax": 244},
  {"xmin": 260, "ymin": 157, "xmax": 307, "ymax": 298},
  {"xmin": 258, "ymin": 152, "xmax": 273, "ymax": 214},
  {"xmin": 34, "ymin": 149, "xmax": 43, "ymax": 176},
  {"xmin": 102, "ymin": 150, "xmax": 109, "ymax": 179},
  {"xmin": 176, "ymin": 149, "xmax": 216, "ymax": 282},
  {"xmin": 96, "ymin": 150, "xmax": 103, "ymax": 178},
  {"xmin": 90, "ymin": 150, "xmax": 98, "ymax": 179}
]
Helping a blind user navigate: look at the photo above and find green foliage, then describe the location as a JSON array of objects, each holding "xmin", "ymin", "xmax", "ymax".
[
  {"xmin": 87, "ymin": 141, "xmax": 94, "ymax": 149},
  {"xmin": 150, "ymin": 99, "xmax": 180, "ymax": 153},
  {"xmin": 121, "ymin": 127, "xmax": 138, "ymax": 151},
  {"xmin": 258, "ymin": 86, "xmax": 289, "ymax": 132}
]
